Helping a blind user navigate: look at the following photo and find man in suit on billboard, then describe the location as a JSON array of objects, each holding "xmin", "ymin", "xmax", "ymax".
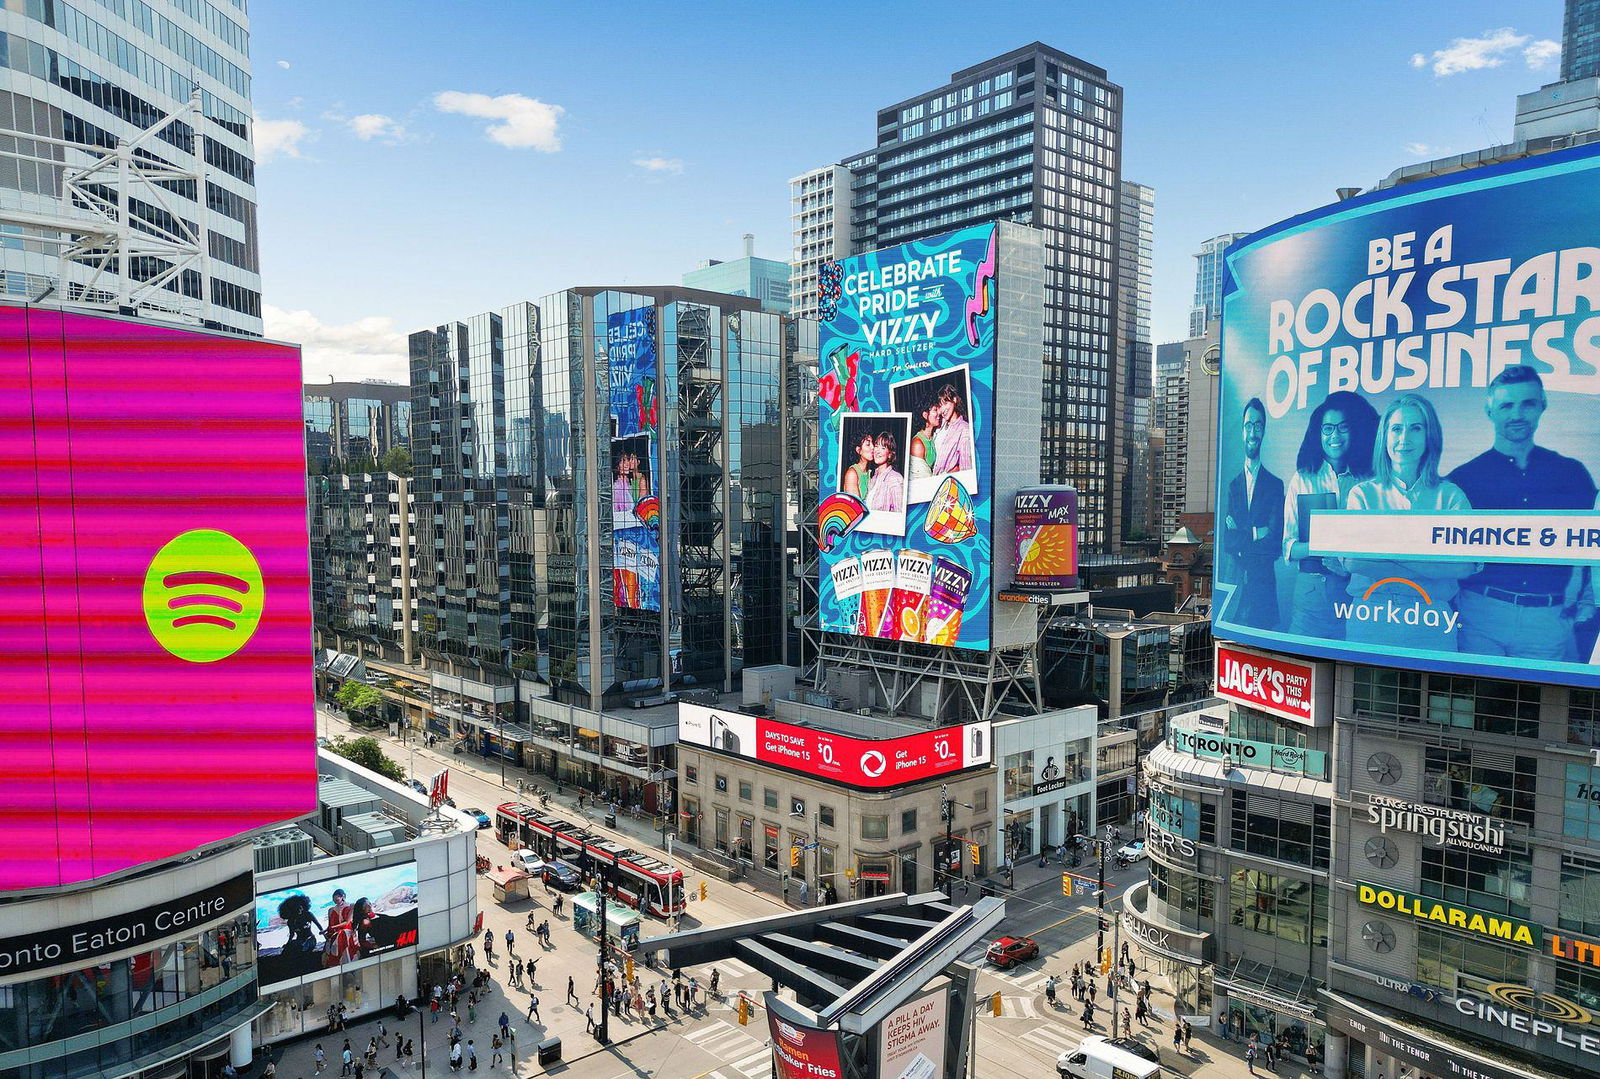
[{"xmin": 1224, "ymin": 398, "xmax": 1284, "ymax": 627}]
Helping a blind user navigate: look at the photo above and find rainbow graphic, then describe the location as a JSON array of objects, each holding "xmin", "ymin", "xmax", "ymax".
[
  {"xmin": 817, "ymin": 492, "xmax": 867, "ymax": 552},
  {"xmin": 817, "ymin": 344, "xmax": 860, "ymax": 413},
  {"xmin": 965, "ymin": 230, "xmax": 997, "ymax": 346},
  {"xmin": 633, "ymin": 494, "xmax": 661, "ymax": 528}
]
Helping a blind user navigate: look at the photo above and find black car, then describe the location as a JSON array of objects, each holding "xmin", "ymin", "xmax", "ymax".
[
  {"xmin": 542, "ymin": 860, "xmax": 583, "ymax": 891},
  {"xmin": 1105, "ymin": 1037, "xmax": 1161, "ymax": 1065}
]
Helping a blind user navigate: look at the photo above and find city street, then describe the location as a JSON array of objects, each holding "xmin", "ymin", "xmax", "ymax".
[{"xmin": 272, "ymin": 710, "xmax": 1311, "ymax": 1079}]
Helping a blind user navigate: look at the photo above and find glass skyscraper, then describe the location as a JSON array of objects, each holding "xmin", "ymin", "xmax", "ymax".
[
  {"xmin": 303, "ymin": 380, "xmax": 411, "ymax": 474},
  {"xmin": 0, "ymin": 0, "xmax": 263, "ymax": 332},
  {"xmin": 408, "ymin": 289, "xmax": 792, "ymax": 708},
  {"xmin": 1564, "ymin": 0, "xmax": 1600, "ymax": 82},
  {"xmin": 796, "ymin": 43, "xmax": 1126, "ymax": 552},
  {"xmin": 1188, "ymin": 232, "xmax": 1249, "ymax": 338}
]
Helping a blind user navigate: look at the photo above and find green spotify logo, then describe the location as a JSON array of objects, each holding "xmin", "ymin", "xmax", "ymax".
[{"xmin": 142, "ymin": 529, "xmax": 265, "ymax": 663}]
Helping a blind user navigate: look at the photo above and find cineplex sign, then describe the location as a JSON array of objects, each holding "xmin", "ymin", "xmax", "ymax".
[{"xmin": 1365, "ymin": 793, "xmax": 1506, "ymax": 854}]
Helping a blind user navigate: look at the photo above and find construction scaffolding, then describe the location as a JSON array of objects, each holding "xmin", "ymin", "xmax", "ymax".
[{"xmin": 0, "ymin": 89, "xmax": 209, "ymax": 323}]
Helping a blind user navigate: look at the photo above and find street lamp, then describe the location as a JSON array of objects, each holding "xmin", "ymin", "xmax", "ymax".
[
  {"xmin": 1074, "ymin": 826, "xmax": 1114, "ymax": 1028},
  {"xmin": 940, "ymin": 784, "xmax": 974, "ymax": 899}
]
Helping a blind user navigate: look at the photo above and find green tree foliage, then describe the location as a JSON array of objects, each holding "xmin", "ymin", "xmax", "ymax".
[
  {"xmin": 379, "ymin": 446, "xmax": 413, "ymax": 476},
  {"xmin": 335, "ymin": 680, "xmax": 384, "ymax": 720},
  {"xmin": 327, "ymin": 735, "xmax": 407, "ymax": 783}
]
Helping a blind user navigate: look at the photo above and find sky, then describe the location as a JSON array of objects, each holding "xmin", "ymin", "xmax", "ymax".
[{"xmin": 249, "ymin": 1, "xmax": 1568, "ymax": 383}]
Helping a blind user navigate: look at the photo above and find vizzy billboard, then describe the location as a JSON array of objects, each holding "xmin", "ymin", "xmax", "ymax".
[
  {"xmin": 607, "ymin": 306, "xmax": 662, "ymax": 612},
  {"xmin": 817, "ymin": 224, "xmax": 997, "ymax": 651},
  {"xmin": 678, "ymin": 703, "xmax": 990, "ymax": 789},
  {"xmin": 1013, "ymin": 486, "xmax": 1079, "ymax": 589},
  {"xmin": 1215, "ymin": 143, "xmax": 1600, "ymax": 687},
  {"xmin": 0, "ymin": 306, "xmax": 315, "ymax": 893}
]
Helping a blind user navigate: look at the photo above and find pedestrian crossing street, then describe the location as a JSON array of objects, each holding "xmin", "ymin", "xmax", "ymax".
[{"xmin": 685, "ymin": 1021, "xmax": 772, "ymax": 1079}]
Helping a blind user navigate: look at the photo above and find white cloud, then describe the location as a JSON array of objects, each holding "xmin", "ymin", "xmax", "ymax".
[
  {"xmin": 432, "ymin": 91, "xmax": 563, "ymax": 151},
  {"xmin": 254, "ymin": 118, "xmax": 310, "ymax": 162},
  {"xmin": 1413, "ymin": 28, "xmax": 1531, "ymax": 77},
  {"xmin": 264, "ymin": 304, "xmax": 409, "ymax": 383},
  {"xmin": 1524, "ymin": 39, "xmax": 1561, "ymax": 69},
  {"xmin": 1404, "ymin": 142, "xmax": 1433, "ymax": 156},
  {"xmin": 347, "ymin": 113, "xmax": 409, "ymax": 144},
  {"xmin": 632, "ymin": 155, "xmax": 683, "ymax": 174},
  {"xmin": 276, "ymin": 59, "xmax": 291, "ymax": 70}
]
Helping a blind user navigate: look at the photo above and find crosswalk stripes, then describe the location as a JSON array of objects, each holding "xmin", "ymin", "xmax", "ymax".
[
  {"xmin": 686, "ymin": 1023, "xmax": 763, "ymax": 1055},
  {"xmin": 1020, "ymin": 1023, "xmax": 1078, "ymax": 1057},
  {"xmin": 717, "ymin": 1047, "xmax": 774, "ymax": 1079},
  {"xmin": 1000, "ymin": 995, "xmax": 1038, "ymax": 1019}
]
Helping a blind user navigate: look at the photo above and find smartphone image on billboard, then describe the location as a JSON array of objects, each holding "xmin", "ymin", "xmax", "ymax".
[
  {"xmin": 713, "ymin": 715, "xmax": 741, "ymax": 755},
  {"xmin": 970, "ymin": 725, "xmax": 984, "ymax": 762}
]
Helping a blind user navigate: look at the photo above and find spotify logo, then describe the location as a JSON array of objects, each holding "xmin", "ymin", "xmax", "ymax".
[{"xmin": 142, "ymin": 529, "xmax": 265, "ymax": 663}]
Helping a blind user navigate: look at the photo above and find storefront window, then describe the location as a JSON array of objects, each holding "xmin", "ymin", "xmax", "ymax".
[
  {"xmin": 1224, "ymin": 1002, "xmax": 1323, "ymax": 1062},
  {"xmin": 1556, "ymin": 960, "xmax": 1600, "ymax": 1012},
  {"xmin": 1560, "ymin": 853, "xmax": 1600, "ymax": 937},
  {"xmin": 1228, "ymin": 869, "xmax": 1327, "ymax": 946},
  {"xmin": 1229, "ymin": 707, "xmax": 1308, "ymax": 749},
  {"xmin": 1229, "ymin": 791, "xmax": 1329, "ymax": 868},
  {"xmin": 1420, "ymin": 846, "xmax": 1532, "ymax": 919},
  {"xmin": 1415, "ymin": 926, "xmax": 1529, "ymax": 988},
  {"xmin": 736, "ymin": 817, "xmax": 753, "ymax": 861},
  {"xmin": 1424, "ymin": 747, "xmax": 1537, "ymax": 825},
  {"xmin": 1004, "ymin": 810, "xmax": 1034, "ymax": 860},
  {"xmin": 1149, "ymin": 861, "xmax": 1214, "ymax": 924},
  {"xmin": 763, "ymin": 825, "xmax": 780, "ymax": 870},
  {"xmin": 1571, "ymin": 690, "xmax": 1600, "ymax": 749},
  {"xmin": 714, "ymin": 808, "xmax": 729, "ymax": 852},
  {"xmin": 1353, "ymin": 665, "xmax": 1421, "ymax": 721},
  {"xmin": 1565, "ymin": 763, "xmax": 1600, "ymax": 841},
  {"xmin": 0, "ymin": 912, "xmax": 256, "ymax": 1063},
  {"xmin": 1003, "ymin": 750, "xmax": 1034, "ymax": 801}
]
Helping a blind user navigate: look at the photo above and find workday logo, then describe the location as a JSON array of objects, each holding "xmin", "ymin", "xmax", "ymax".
[
  {"xmin": 1332, "ymin": 577, "xmax": 1460, "ymax": 636},
  {"xmin": 142, "ymin": 529, "xmax": 265, "ymax": 663}
]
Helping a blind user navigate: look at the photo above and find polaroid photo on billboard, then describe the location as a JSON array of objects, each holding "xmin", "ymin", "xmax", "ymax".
[
  {"xmin": 609, "ymin": 433, "xmax": 652, "ymax": 530},
  {"xmin": 838, "ymin": 412, "xmax": 911, "ymax": 536},
  {"xmin": 890, "ymin": 365, "xmax": 978, "ymax": 505}
]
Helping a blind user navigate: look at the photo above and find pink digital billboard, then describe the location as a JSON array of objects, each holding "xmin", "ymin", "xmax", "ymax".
[{"xmin": 0, "ymin": 304, "xmax": 317, "ymax": 893}]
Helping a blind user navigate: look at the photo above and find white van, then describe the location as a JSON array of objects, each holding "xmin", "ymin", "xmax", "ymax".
[{"xmin": 1056, "ymin": 1035, "xmax": 1163, "ymax": 1079}]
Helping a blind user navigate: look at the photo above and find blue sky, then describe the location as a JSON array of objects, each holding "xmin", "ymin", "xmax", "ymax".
[{"xmin": 251, "ymin": 1, "xmax": 1567, "ymax": 382}]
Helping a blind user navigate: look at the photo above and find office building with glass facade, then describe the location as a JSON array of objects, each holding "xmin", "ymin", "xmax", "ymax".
[
  {"xmin": 1117, "ymin": 180, "xmax": 1155, "ymax": 547},
  {"xmin": 303, "ymin": 381, "xmax": 411, "ymax": 474},
  {"xmin": 1187, "ymin": 232, "xmax": 1248, "ymax": 339},
  {"xmin": 535, "ymin": 286, "xmax": 788, "ymax": 709},
  {"xmin": 794, "ymin": 43, "xmax": 1126, "ymax": 553},
  {"xmin": 681, "ymin": 248, "xmax": 792, "ymax": 314},
  {"xmin": 0, "ymin": 0, "xmax": 263, "ymax": 333}
]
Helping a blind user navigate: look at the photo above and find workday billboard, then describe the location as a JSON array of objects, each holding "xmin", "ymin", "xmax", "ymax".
[
  {"xmin": 1214, "ymin": 143, "xmax": 1600, "ymax": 687},
  {"xmin": 0, "ymin": 305, "xmax": 316, "ymax": 892},
  {"xmin": 816, "ymin": 223, "xmax": 996, "ymax": 651}
]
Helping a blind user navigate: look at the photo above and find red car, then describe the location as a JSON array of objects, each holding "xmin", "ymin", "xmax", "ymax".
[{"xmin": 986, "ymin": 936, "xmax": 1039, "ymax": 968}]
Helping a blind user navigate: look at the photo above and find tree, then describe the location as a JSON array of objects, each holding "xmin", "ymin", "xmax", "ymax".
[
  {"xmin": 327, "ymin": 736, "xmax": 408, "ymax": 783},
  {"xmin": 335, "ymin": 681, "xmax": 384, "ymax": 724},
  {"xmin": 379, "ymin": 446, "xmax": 413, "ymax": 476}
]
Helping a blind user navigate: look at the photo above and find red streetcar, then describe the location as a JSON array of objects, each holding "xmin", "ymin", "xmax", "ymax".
[{"xmin": 493, "ymin": 802, "xmax": 685, "ymax": 918}]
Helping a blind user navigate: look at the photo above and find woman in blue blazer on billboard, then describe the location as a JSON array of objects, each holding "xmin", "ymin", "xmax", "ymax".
[
  {"xmin": 1282, "ymin": 391, "xmax": 1378, "ymax": 639},
  {"xmin": 1342, "ymin": 393, "xmax": 1478, "ymax": 651}
]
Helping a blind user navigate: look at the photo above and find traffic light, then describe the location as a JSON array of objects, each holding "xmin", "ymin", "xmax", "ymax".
[
  {"xmin": 699, "ymin": 880, "xmax": 707, "ymax": 901},
  {"xmin": 990, "ymin": 991, "xmax": 1002, "ymax": 1017},
  {"xmin": 969, "ymin": 843, "xmax": 980, "ymax": 866},
  {"xmin": 1100, "ymin": 949, "xmax": 1111, "ymax": 974},
  {"xmin": 625, "ymin": 956, "xmax": 635, "ymax": 982},
  {"xmin": 790, "ymin": 845, "xmax": 801, "ymax": 868},
  {"xmin": 738, "ymin": 995, "xmax": 750, "ymax": 1025},
  {"xmin": 1062, "ymin": 872, "xmax": 1071, "ymax": 897}
]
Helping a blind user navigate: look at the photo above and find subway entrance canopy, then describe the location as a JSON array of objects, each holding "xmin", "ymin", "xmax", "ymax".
[{"xmin": 652, "ymin": 892, "xmax": 1004, "ymax": 1079}]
